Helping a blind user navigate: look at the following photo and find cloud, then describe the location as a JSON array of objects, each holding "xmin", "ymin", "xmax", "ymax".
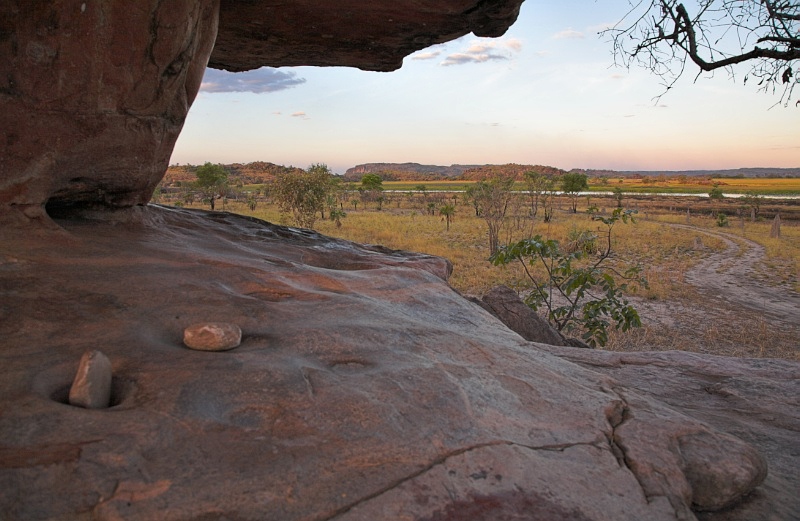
[
  {"xmin": 291, "ymin": 111, "xmax": 309, "ymax": 119},
  {"xmin": 440, "ymin": 38, "xmax": 522, "ymax": 66},
  {"xmin": 553, "ymin": 28, "xmax": 584, "ymax": 40},
  {"xmin": 411, "ymin": 50, "xmax": 441, "ymax": 60},
  {"xmin": 200, "ymin": 67, "xmax": 306, "ymax": 94}
]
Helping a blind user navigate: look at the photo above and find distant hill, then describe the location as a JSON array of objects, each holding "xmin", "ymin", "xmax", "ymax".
[
  {"xmin": 573, "ymin": 167, "xmax": 800, "ymax": 178},
  {"xmin": 344, "ymin": 162, "xmax": 568, "ymax": 181},
  {"xmin": 163, "ymin": 161, "xmax": 304, "ymax": 186},
  {"xmin": 458, "ymin": 164, "xmax": 566, "ymax": 181},
  {"xmin": 343, "ymin": 163, "xmax": 481, "ymax": 181}
]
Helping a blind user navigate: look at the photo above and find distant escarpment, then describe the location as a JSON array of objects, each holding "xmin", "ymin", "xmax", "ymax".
[
  {"xmin": 344, "ymin": 163, "xmax": 566, "ymax": 181},
  {"xmin": 343, "ymin": 163, "xmax": 481, "ymax": 181},
  {"xmin": 164, "ymin": 162, "xmax": 305, "ymax": 186}
]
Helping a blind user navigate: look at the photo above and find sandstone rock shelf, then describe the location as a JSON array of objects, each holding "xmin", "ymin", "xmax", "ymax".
[{"xmin": 0, "ymin": 206, "xmax": 789, "ymax": 520}]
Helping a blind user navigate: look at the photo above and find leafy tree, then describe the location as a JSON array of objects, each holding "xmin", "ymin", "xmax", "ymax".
[
  {"xmin": 561, "ymin": 172, "xmax": 589, "ymax": 213},
  {"xmin": 194, "ymin": 162, "xmax": 228, "ymax": 210},
  {"xmin": 613, "ymin": 187, "xmax": 625, "ymax": 208},
  {"xmin": 360, "ymin": 173, "xmax": 383, "ymax": 191},
  {"xmin": 709, "ymin": 184, "xmax": 725, "ymax": 200},
  {"xmin": 491, "ymin": 208, "xmax": 646, "ymax": 347},
  {"xmin": 606, "ymin": 0, "xmax": 800, "ymax": 106},
  {"xmin": 272, "ymin": 163, "xmax": 334, "ymax": 229},
  {"xmin": 440, "ymin": 204, "xmax": 455, "ymax": 230},
  {"xmin": 329, "ymin": 208, "xmax": 347, "ymax": 228},
  {"xmin": 359, "ymin": 173, "xmax": 383, "ymax": 209},
  {"xmin": 465, "ymin": 176, "xmax": 516, "ymax": 256}
]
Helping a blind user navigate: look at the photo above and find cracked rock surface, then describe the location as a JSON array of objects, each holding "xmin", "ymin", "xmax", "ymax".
[{"xmin": 0, "ymin": 207, "xmax": 772, "ymax": 520}]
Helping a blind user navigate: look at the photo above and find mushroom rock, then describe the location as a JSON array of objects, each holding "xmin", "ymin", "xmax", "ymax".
[{"xmin": 0, "ymin": 0, "xmax": 522, "ymax": 221}]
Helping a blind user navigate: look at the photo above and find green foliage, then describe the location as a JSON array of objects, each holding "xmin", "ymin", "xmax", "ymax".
[
  {"xmin": 490, "ymin": 208, "xmax": 645, "ymax": 347},
  {"xmin": 716, "ymin": 212, "xmax": 729, "ymax": 227},
  {"xmin": 329, "ymin": 208, "xmax": 347, "ymax": 228},
  {"xmin": 439, "ymin": 203, "xmax": 455, "ymax": 231},
  {"xmin": 561, "ymin": 172, "xmax": 589, "ymax": 213},
  {"xmin": 272, "ymin": 163, "xmax": 334, "ymax": 229},
  {"xmin": 613, "ymin": 186, "xmax": 625, "ymax": 208},
  {"xmin": 360, "ymin": 174, "xmax": 384, "ymax": 191},
  {"xmin": 709, "ymin": 184, "xmax": 725, "ymax": 200},
  {"xmin": 194, "ymin": 162, "xmax": 229, "ymax": 209}
]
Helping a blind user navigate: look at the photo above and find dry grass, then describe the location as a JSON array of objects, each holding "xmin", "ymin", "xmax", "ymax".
[{"xmin": 181, "ymin": 195, "xmax": 798, "ymax": 360}]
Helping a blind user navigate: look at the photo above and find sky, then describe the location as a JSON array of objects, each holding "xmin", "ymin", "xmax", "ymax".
[{"xmin": 170, "ymin": 0, "xmax": 799, "ymax": 175}]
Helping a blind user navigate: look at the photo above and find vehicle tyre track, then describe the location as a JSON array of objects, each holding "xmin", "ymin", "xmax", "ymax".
[{"xmin": 667, "ymin": 223, "xmax": 800, "ymax": 324}]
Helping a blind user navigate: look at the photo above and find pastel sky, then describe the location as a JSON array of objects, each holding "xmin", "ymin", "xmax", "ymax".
[{"xmin": 170, "ymin": 0, "xmax": 799, "ymax": 175}]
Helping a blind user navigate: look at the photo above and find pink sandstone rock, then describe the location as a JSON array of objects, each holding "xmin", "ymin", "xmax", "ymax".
[
  {"xmin": 184, "ymin": 322, "xmax": 242, "ymax": 351},
  {"xmin": 68, "ymin": 350, "xmax": 112, "ymax": 409},
  {"xmin": 0, "ymin": 207, "xmax": 783, "ymax": 520}
]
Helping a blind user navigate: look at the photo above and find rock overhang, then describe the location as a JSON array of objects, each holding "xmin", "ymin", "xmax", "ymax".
[{"xmin": 0, "ymin": 0, "xmax": 524, "ymax": 219}]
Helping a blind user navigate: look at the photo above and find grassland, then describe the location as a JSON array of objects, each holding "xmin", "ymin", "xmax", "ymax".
[
  {"xmin": 176, "ymin": 191, "xmax": 798, "ymax": 360},
  {"xmin": 378, "ymin": 177, "xmax": 800, "ymax": 196}
]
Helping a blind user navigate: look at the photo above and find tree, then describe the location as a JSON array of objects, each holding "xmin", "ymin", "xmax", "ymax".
[
  {"xmin": 607, "ymin": 1, "xmax": 800, "ymax": 106},
  {"xmin": 440, "ymin": 204, "xmax": 455, "ymax": 230},
  {"xmin": 272, "ymin": 163, "xmax": 334, "ymax": 229},
  {"xmin": 464, "ymin": 175, "xmax": 515, "ymax": 256},
  {"xmin": 561, "ymin": 172, "xmax": 589, "ymax": 213},
  {"xmin": 709, "ymin": 184, "xmax": 725, "ymax": 200},
  {"xmin": 194, "ymin": 162, "xmax": 228, "ymax": 210},
  {"xmin": 360, "ymin": 173, "xmax": 383, "ymax": 191},
  {"xmin": 523, "ymin": 170, "xmax": 548, "ymax": 218},
  {"xmin": 490, "ymin": 208, "xmax": 646, "ymax": 347},
  {"xmin": 360, "ymin": 173, "xmax": 383, "ymax": 209},
  {"xmin": 613, "ymin": 186, "xmax": 625, "ymax": 208}
]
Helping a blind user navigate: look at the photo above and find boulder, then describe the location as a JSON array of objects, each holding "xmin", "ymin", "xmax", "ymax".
[
  {"xmin": 0, "ymin": 206, "xmax": 783, "ymax": 520},
  {"xmin": 535, "ymin": 346, "xmax": 799, "ymax": 521},
  {"xmin": 479, "ymin": 285, "xmax": 567, "ymax": 346}
]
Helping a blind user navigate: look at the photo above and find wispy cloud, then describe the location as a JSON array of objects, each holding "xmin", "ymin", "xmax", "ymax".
[
  {"xmin": 291, "ymin": 111, "xmax": 309, "ymax": 120},
  {"xmin": 553, "ymin": 28, "xmax": 584, "ymax": 40},
  {"xmin": 200, "ymin": 67, "xmax": 306, "ymax": 94},
  {"xmin": 411, "ymin": 50, "xmax": 441, "ymax": 61},
  {"xmin": 441, "ymin": 38, "xmax": 522, "ymax": 67}
]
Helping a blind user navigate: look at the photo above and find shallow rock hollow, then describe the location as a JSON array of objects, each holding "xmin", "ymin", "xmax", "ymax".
[{"xmin": 0, "ymin": 206, "xmax": 782, "ymax": 520}]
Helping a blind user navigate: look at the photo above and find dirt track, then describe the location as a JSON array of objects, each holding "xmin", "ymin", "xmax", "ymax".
[
  {"xmin": 674, "ymin": 224, "xmax": 800, "ymax": 324},
  {"xmin": 617, "ymin": 223, "xmax": 799, "ymax": 358}
]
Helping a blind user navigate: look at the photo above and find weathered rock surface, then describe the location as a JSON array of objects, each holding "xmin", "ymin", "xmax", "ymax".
[
  {"xmin": 0, "ymin": 206, "xmax": 787, "ymax": 520},
  {"xmin": 0, "ymin": 0, "xmax": 523, "ymax": 218},
  {"xmin": 536, "ymin": 346, "xmax": 799, "ymax": 521},
  {"xmin": 68, "ymin": 350, "xmax": 113, "ymax": 409},
  {"xmin": 0, "ymin": 0, "xmax": 220, "ymax": 218},
  {"xmin": 183, "ymin": 322, "xmax": 243, "ymax": 351},
  {"xmin": 210, "ymin": 0, "xmax": 523, "ymax": 72},
  {"xmin": 479, "ymin": 285, "xmax": 568, "ymax": 346}
]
